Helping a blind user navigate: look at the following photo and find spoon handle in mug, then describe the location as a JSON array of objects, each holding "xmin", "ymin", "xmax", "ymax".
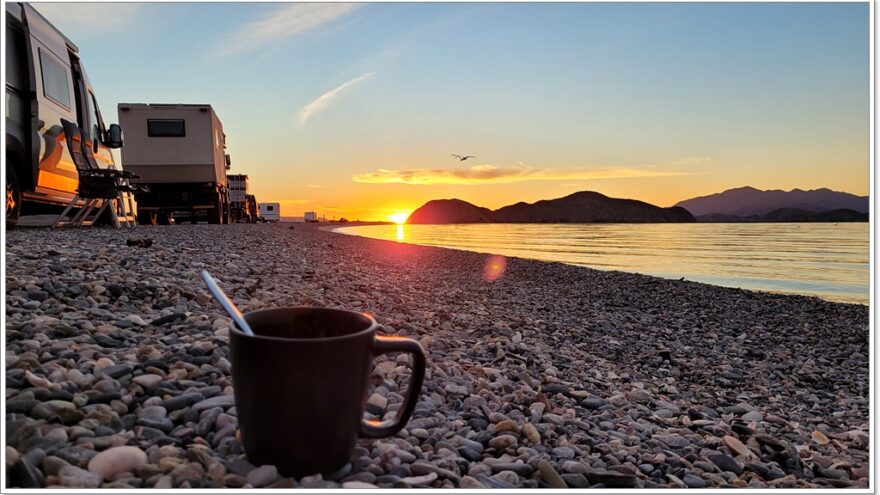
[
  {"xmin": 359, "ymin": 335, "xmax": 426, "ymax": 438},
  {"xmin": 200, "ymin": 270, "xmax": 256, "ymax": 336}
]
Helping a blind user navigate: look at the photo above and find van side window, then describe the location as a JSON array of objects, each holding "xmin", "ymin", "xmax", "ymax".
[
  {"xmin": 39, "ymin": 50, "xmax": 71, "ymax": 108},
  {"xmin": 87, "ymin": 92, "xmax": 104, "ymax": 141},
  {"xmin": 6, "ymin": 25, "xmax": 27, "ymax": 91},
  {"xmin": 147, "ymin": 119, "xmax": 186, "ymax": 137},
  {"xmin": 267, "ymin": 206, "xmax": 274, "ymax": 211}
]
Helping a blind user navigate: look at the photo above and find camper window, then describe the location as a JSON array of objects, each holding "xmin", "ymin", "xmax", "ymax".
[
  {"xmin": 87, "ymin": 92, "xmax": 104, "ymax": 142},
  {"xmin": 39, "ymin": 50, "xmax": 71, "ymax": 109},
  {"xmin": 147, "ymin": 119, "xmax": 186, "ymax": 137},
  {"xmin": 267, "ymin": 205, "xmax": 274, "ymax": 211}
]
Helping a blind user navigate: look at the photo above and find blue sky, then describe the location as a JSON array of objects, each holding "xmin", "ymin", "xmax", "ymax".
[{"xmin": 33, "ymin": 2, "xmax": 869, "ymax": 220}]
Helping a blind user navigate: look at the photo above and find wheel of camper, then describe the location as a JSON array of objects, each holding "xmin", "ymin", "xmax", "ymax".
[
  {"xmin": 6, "ymin": 166, "xmax": 21, "ymax": 228},
  {"xmin": 137, "ymin": 210, "xmax": 157, "ymax": 225},
  {"xmin": 157, "ymin": 211, "xmax": 171, "ymax": 225},
  {"xmin": 223, "ymin": 192, "xmax": 232, "ymax": 224},
  {"xmin": 208, "ymin": 195, "xmax": 223, "ymax": 224}
]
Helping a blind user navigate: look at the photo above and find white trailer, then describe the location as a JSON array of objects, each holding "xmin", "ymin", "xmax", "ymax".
[
  {"xmin": 304, "ymin": 211, "xmax": 318, "ymax": 223},
  {"xmin": 259, "ymin": 203, "xmax": 280, "ymax": 222}
]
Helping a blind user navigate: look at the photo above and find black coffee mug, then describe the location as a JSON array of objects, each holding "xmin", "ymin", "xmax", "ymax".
[{"xmin": 229, "ymin": 307, "xmax": 426, "ymax": 478}]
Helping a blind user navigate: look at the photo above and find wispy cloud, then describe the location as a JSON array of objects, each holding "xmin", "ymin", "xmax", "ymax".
[
  {"xmin": 223, "ymin": 3, "xmax": 361, "ymax": 55},
  {"xmin": 671, "ymin": 156, "xmax": 711, "ymax": 166},
  {"xmin": 31, "ymin": 3, "xmax": 145, "ymax": 37},
  {"xmin": 298, "ymin": 72, "xmax": 375, "ymax": 124},
  {"xmin": 306, "ymin": 184, "xmax": 324, "ymax": 189},
  {"xmin": 353, "ymin": 163, "xmax": 692, "ymax": 185}
]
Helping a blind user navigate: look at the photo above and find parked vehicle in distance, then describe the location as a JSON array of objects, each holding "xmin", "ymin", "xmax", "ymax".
[
  {"xmin": 5, "ymin": 2, "xmax": 124, "ymax": 227},
  {"xmin": 228, "ymin": 174, "xmax": 254, "ymax": 223},
  {"xmin": 304, "ymin": 211, "xmax": 319, "ymax": 223},
  {"xmin": 118, "ymin": 103, "xmax": 231, "ymax": 224},
  {"xmin": 246, "ymin": 194, "xmax": 258, "ymax": 223},
  {"xmin": 259, "ymin": 203, "xmax": 281, "ymax": 222}
]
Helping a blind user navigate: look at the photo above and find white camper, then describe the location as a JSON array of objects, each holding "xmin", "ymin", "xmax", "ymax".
[
  {"xmin": 259, "ymin": 203, "xmax": 280, "ymax": 222},
  {"xmin": 304, "ymin": 211, "xmax": 318, "ymax": 223}
]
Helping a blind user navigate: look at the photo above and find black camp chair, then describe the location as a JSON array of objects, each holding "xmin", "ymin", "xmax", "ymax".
[
  {"xmin": 81, "ymin": 127, "xmax": 144, "ymax": 222},
  {"xmin": 53, "ymin": 119, "xmax": 139, "ymax": 228}
]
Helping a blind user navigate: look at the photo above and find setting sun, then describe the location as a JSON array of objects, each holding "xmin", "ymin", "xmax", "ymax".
[{"xmin": 388, "ymin": 212, "xmax": 411, "ymax": 224}]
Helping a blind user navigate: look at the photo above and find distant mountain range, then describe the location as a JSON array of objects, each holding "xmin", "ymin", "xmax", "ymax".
[
  {"xmin": 699, "ymin": 208, "xmax": 868, "ymax": 223},
  {"xmin": 405, "ymin": 186, "xmax": 868, "ymax": 224},
  {"xmin": 675, "ymin": 186, "xmax": 869, "ymax": 219},
  {"xmin": 407, "ymin": 191, "xmax": 695, "ymax": 224}
]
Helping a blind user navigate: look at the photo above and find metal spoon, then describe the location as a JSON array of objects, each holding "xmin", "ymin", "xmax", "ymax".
[{"xmin": 200, "ymin": 270, "xmax": 255, "ymax": 336}]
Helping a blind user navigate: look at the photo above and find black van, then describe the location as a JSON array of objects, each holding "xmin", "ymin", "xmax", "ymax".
[{"xmin": 5, "ymin": 2, "xmax": 123, "ymax": 226}]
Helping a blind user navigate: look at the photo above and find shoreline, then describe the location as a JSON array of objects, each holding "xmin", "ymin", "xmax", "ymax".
[
  {"xmin": 5, "ymin": 223, "xmax": 870, "ymax": 488},
  {"xmin": 332, "ymin": 223, "xmax": 869, "ymax": 308}
]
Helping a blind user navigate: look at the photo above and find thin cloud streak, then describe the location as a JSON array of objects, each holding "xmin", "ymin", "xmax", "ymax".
[
  {"xmin": 298, "ymin": 72, "xmax": 375, "ymax": 124},
  {"xmin": 353, "ymin": 163, "xmax": 692, "ymax": 185},
  {"xmin": 671, "ymin": 156, "xmax": 711, "ymax": 166},
  {"xmin": 222, "ymin": 3, "xmax": 361, "ymax": 55},
  {"xmin": 30, "ymin": 3, "xmax": 145, "ymax": 36}
]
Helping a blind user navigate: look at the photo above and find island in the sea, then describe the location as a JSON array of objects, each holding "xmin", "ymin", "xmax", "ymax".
[{"xmin": 407, "ymin": 191, "xmax": 696, "ymax": 224}]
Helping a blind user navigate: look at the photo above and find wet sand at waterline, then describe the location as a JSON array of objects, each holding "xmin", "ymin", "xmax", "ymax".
[{"xmin": 5, "ymin": 223, "xmax": 869, "ymax": 488}]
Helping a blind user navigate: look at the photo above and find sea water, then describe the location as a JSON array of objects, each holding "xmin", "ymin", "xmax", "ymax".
[{"xmin": 336, "ymin": 223, "xmax": 869, "ymax": 305}]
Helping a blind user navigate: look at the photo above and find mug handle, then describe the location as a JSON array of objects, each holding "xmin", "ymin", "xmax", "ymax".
[{"xmin": 359, "ymin": 334, "xmax": 426, "ymax": 438}]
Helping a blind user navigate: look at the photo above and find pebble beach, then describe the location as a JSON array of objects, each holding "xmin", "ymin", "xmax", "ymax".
[{"xmin": 4, "ymin": 222, "xmax": 870, "ymax": 489}]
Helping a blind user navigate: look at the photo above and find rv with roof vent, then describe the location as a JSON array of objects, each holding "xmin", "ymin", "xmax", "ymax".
[
  {"xmin": 228, "ymin": 174, "xmax": 254, "ymax": 223},
  {"xmin": 118, "ymin": 103, "xmax": 232, "ymax": 224}
]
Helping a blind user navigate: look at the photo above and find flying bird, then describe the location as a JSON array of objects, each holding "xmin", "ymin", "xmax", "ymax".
[{"xmin": 452, "ymin": 154, "xmax": 476, "ymax": 161}]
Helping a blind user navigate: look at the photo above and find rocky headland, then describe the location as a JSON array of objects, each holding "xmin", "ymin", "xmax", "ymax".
[{"xmin": 407, "ymin": 191, "xmax": 696, "ymax": 224}]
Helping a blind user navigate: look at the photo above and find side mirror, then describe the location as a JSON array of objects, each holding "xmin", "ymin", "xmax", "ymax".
[
  {"xmin": 106, "ymin": 124, "xmax": 124, "ymax": 149},
  {"xmin": 225, "ymin": 153, "xmax": 231, "ymax": 170}
]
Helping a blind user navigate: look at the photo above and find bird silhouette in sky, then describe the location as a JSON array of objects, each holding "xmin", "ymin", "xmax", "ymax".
[{"xmin": 452, "ymin": 154, "xmax": 476, "ymax": 161}]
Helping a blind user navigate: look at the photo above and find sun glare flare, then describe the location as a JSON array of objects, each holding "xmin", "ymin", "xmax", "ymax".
[
  {"xmin": 388, "ymin": 212, "xmax": 411, "ymax": 224},
  {"xmin": 483, "ymin": 255, "xmax": 507, "ymax": 282}
]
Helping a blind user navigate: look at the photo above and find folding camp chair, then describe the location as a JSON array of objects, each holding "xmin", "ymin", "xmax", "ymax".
[
  {"xmin": 80, "ymin": 127, "xmax": 141, "ymax": 226},
  {"xmin": 53, "ymin": 119, "xmax": 140, "ymax": 228}
]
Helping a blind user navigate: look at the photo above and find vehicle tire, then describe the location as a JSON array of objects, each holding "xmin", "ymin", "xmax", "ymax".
[
  {"xmin": 6, "ymin": 166, "xmax": 21, "ymax": 228},
  {"xmin": 137, "ymin": 210, "xmax": 157, "ymax": 225},
  {"xmin": 208, "ymin": 195, "xmax": 222, "ymax": 224},
  {"xmin": 157, "ymin": 211, "xmax": 171, "ymax": 225}
]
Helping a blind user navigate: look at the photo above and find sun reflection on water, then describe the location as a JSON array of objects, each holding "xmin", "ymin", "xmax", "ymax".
[{"xmin": 396, "ymin": 225, "xmax": 404, "ymax": 241}]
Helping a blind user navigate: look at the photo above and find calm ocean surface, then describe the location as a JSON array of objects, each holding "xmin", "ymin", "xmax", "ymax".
[{"xmin": 335, "ymin": 223, "xmax": 870, "ymax": 305}]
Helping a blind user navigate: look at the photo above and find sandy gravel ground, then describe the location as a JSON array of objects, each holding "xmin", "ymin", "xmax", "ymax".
[{"xmin": 4, "ymin": 223, "xmax": 869, "ymax": 488}]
